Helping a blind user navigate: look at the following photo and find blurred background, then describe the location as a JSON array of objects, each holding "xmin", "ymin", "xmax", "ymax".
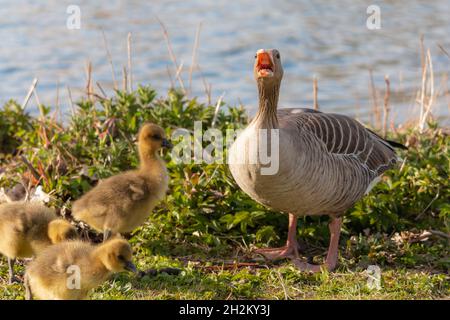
[{"xmin": 0, "ymin": 0, "xmax": 448, "ymax": 123}]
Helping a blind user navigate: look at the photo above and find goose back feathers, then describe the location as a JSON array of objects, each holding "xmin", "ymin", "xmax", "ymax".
[{"xmin": 229, "ymin": 108, "xmax": 405, "ymax": 217}]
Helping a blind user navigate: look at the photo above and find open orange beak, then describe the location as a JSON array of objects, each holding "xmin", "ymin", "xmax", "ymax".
[{"xmin": 256, "ymin": 51, "xmax": 274, "ymax": 78}]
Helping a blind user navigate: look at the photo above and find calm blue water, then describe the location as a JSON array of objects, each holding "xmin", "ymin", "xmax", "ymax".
[{"xmin": 0, "ymin": 0, "xmax": 449, "ymax": 123}]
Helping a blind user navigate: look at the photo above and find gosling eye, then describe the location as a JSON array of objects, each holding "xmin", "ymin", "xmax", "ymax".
[
  {"xmin": 254, "ymin": 54, "xmax": 257, "ymax": 59},
  {"xmin": 118, "ymin": 255, "xmax": 125, "ymax": 262},
  {"xmin": 149, "ymin": 134, "xmax": 162, "ymax": 140},
  {"xmin": 276, "ymin": 53, "xmax": 280, "ymax": 59}
]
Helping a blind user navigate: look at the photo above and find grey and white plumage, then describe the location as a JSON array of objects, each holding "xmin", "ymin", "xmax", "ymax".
[
  {"xmin": 228, "ymin": 48, "xmax": 406, "ymax": 271},
  {"xmin": 230, "ymin": 108, "xmax": 403, "ymax": 217},
  {"xmin": 230, "ymin": 52, "xmax": 405, "ymax": 219}
]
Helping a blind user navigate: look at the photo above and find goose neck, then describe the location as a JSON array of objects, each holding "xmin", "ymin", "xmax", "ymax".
[{"xmin": 254, "ymin": 81, "xmax": 280, "ymax": 128}]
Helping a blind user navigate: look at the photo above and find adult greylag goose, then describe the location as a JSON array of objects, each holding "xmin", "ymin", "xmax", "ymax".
[
  {"xmin": 228, "ymin": 49, "xmax": 407, "ymax": 272},
  {"xmin": 72, "ymin": 123, "xmax": 172, "ymax": 241}
]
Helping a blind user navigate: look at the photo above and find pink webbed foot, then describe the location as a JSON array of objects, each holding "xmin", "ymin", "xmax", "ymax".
[
  {"xmin": 255, "ymin": 242, "xmax": 300, "ymax": 260},
  {"xmin": 255, "ymin": 213, "xmax": 300, "ymax": 260}
]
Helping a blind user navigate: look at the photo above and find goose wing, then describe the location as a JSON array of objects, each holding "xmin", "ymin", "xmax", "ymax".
[{"xmin": 278, "ymin": 108, "xmax": 404, "ymax": 177}]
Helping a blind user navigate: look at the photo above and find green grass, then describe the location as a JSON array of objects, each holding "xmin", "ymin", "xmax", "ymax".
[
  {"xmin": 1, "ymin": 248, "xmax": 448, "ymax": 300},
  {"xmin": 0, "ymin": 86, "xmax": 449, "ymax": 300}
]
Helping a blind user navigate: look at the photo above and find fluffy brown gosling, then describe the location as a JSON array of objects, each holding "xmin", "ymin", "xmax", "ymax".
[
  {"xmin": 24, "ymin": 238, "xmax": 136, "ymax": 300},
  {"xmin": 72, "ymin": 123, "xmax": 172, "ymax": 241},
  {"xmin": 0, "ymin": 202, "xmax": 78, "ymax": 284}
]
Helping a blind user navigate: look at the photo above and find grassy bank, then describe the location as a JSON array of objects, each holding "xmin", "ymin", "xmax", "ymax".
[{"xmin": 0, "ymin": 86, "xmax": 449, "ymax": 299}]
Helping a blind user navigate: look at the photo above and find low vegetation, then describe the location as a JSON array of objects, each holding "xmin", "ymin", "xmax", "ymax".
[{"xmin": 0, "ymin": 86, "xmax": 448, "ymax": 299}]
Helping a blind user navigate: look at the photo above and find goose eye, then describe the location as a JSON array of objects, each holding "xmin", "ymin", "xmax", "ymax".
[{"xmin": 254, "ymin": 54, "xmax": 257, "ymax": 59}]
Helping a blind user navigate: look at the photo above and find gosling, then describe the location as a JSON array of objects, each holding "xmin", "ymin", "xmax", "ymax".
[
  {"xmin": 0, "ymin": 202, "xmax": 78, "ymax": 284},
  {"xmin": 72, "ymin": 123, "xmax": 172, "ymax": 241},
  {"xmin": 24, "ymin": 238, "xmax": 136, "ymax": 300}
]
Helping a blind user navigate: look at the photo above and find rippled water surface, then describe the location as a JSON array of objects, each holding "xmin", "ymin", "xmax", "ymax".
[{"xmin": 0, "ymin": 0, "xmax": 449, "ymax": 122}]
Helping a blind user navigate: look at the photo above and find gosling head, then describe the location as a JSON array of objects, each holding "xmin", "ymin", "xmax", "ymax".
[
  {"xmin": 138, "ymin": 123, "xmax": 172, "ymax": 156},
  {"xmin": 97, "ymin": 238, "xmax": 136, "ymax": 273},
  {"xmin": 47, "ymin": 219, "xmax": 78, "ymax": 244},
  {"xmin": 253, "ymin": 49, "xmax": 284, "ymax": 87}
]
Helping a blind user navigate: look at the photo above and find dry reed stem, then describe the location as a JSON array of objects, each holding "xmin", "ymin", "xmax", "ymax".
[
  {"xmin": 33, "ymin": 87, "xmax": 44, "ymax": 118},
  {"xmin": 189, "ymin": 22, "xmax": 202, "ymax": 94},
  {"xmin": 369, "ymin": 69, "xmax": 380, "ymax": 129},
  {"xmin": 175, "ymin": 62, "xmax": 185, "ymax": 87},
  {"xmin": 436, "ymin": 43, "xmax": 450, "ymax": 59},
  {"xmin": 166, "ymin": 65, "xmax": 175, "ymax": 89},
  {"xmin": 127, "ymin": 32, "xmax": 133, "ymax": 92},
  {"xmin": 197, "ymin": 64, "xmax": 212, "ymax": 104},
  {"xmin": 157, "ymin": 17, "xmax": 186, "ymax": 93},
  {"xmin": 52, "ymin": 80, "xmax": 60, "ymax": 123},
  {"xmin": 382, "ymin": 75, "xmax": 390, "ymax": 138},
  {"xmin": 67, "ymin": 86, "xmax": 75, "ymax": 116},
  {"xmin": 96, "ymin": 82, "xmax": 107, "ymax": 99},
  {"xmin": 22, "ymin": 78, "xmax": 38, "ymax": 110},
  {"xmin": 212, "ymin": 92, "xmax": 225, "ymax": 128},
  {"xmin": 101, "ymin": 29, "xmax": 118, "ymax": 90},
  {"xmin": 419, "ymin": 35, "xmax": 425, "ymax": 74},
  {"xmin": 418, "ymin": 49, "xmax": 435, "ymax": 133},
  {"xmin": 313, "ymin": 76, "xmax": 319, "ymax": 110},
  {"xmin": 85, "ymin": 61, "xmax": 93, "ymax": 101},
  {"xmin": 122, "ymin": 66, "xmax": 128, "ymax": 92}
]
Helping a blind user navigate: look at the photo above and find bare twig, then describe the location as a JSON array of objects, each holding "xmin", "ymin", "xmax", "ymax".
[
  {"xmin": 197, "ymin": 64, "xmax": 211, "ymax": 104},
  {"xmin": 157, "ymin": 17, "xmax": 186, "ymax": 93},
  {"xmin": 22, "ymin": 78, "xmax": 38, "ymax": 110},
  {"xmin": 101, "ymin": 29, "xmax": 118, "ymax": 90},
  {"xmin": 382, "ymin": 75, "xmax": 390, "ymax": 138},
  {"xmin": 369, "ymin": 69, "xmax": 380, "ymax": 129},
  {"xmin": 166, "ymin": 65, "xmax": 175, "ymax": 89},
  {"xmin": 127, "ymin": 32, "xmax": 133, "ymax": 91},
  {"xmin": 67, "ymin": 86, "xmax": 75, "ymax": 116},
  {"xmin": 428, "ymin": 230, "xmax": 450, "ymax": 240},
  {"xmin": 96, "ymin": 81, "xmax": 107, "ymax": 98},
  {"xmin": 313, "ymin": 76, "xmax": 319, "ymax": 110},
  {"xmin": 122, "ymin": 66, "xmax": 128, "ymax": 92},
  {"xmin": 20, "ymin": 156, "xmax": 41, "ymax": 183},
  {"xmin": 175, "ymin": 61, "xmax": 185, "ymax": 87},
  {"xmin": 419, "ymin": 34, "xmax": 425, "ymax": 73},
  {"xmin": 189, "ymin": 22, "xmax": 202, "ymax": 94},
  {"xmin": 418, "ymin": 49, "xmax": 434, "ymax": 133},
  {"xmin": 276, "ymin": 270, "xmax": 290, "ymax": 300},
  {"xmin": 415, "ymin": 189, "xmax": 439, "ymax": 221},
  {"xmin": 33, "ymin": 88, "xmax": 44, "ymax": 118},
  {"xmin": 211, "ymin": 92, "xmax": 225, "ymax": 128},
  {"xmin": 85, "ymin": 61, "xmax": 93, "ymax": 101},
  {"xmin": 436, "ymin": 43, "xmax": 450, "ymax": 59}
]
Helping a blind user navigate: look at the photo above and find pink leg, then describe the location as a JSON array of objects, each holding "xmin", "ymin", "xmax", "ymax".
[
  {"xmin": 292, "ymin": 216, "xmax": 342, "ymax": 272},
  {"xmin": 255, "ymin": 214, "xmax": 300, "ymax": 260}
]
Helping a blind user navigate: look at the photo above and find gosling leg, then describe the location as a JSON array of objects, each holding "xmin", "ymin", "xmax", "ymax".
[
  {"xmin": 24, "ymin": 274, "xmax": 33, "ymax": 300},
  {"xmin": 7, "ymin": 258, "xmax": 20, "ymax": 284},
  {"xmin": 103, "ymin": 229, "xmax": 112, "ymax": 242}
]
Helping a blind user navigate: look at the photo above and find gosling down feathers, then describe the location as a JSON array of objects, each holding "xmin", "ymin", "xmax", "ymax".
[
  {"xmin": 72, "ymin": 123, "xmax": 172, "ymax": 241},
  {"xmin": 228, "ymin": 49, "xmax": 407, "ymax": 272},
  {"xmin": 0, "ymin": 202, "xmax": 77, "ymax": 284},
  {"xmin": 24, "ymin": 238, "xmax": 136, "ymax": 300}
]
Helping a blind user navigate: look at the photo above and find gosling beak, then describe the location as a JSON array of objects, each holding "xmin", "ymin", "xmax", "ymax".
[
  {"xmin": 125, "ymin": 261, "xmax": 137, "ymax": 273},
  {"xmin": 162, "ymin": 138, "xmax": 173, "ymax": 149},
  {"xmin": 256, "ymin": 50, "xmax": 274, "ymax": 78}
]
